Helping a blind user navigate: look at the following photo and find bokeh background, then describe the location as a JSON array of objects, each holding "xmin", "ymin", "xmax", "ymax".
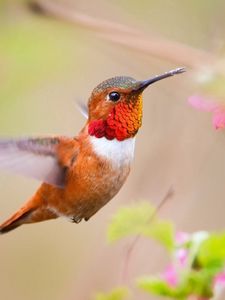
[{"xmin": 1, "ymin": 1, "xmax": 225, "ymax": 299}]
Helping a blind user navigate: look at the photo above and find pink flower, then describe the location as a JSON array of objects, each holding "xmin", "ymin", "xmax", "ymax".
[
  {"xmin": 176, "ymin": 231, "xmax": 190, "ymax": 245},
  {"xmin": 214, "ymin": 272, "xmax": 225, "ymax": 296},
  {"xmin": 212, "ymin": 112, "xmax": 225, "ymax": 129},
  {"xmin": 214, "ymin": 272, "xmax": 225, "ymax": 286},
  {"xmin": 175, "ymin": 248, "xmax": 188, "ymax": 266},
  {"xmin": 188, "ymin": 95, "xmax": 225, "ymax": 130},
  {"xmin": 162, "ymin": 265, "xmax": 178, "ymax": 287}
]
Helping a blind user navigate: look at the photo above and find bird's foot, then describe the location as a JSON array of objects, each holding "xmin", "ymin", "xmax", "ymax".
[{"xmin": 71, "ymin": 216, "xmax": 82, "ymax": 223}]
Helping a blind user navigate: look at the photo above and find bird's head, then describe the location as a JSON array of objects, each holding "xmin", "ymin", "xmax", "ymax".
[{"xmin": 88, "ymin": 67, "xmax": 185, "ymax": 141}]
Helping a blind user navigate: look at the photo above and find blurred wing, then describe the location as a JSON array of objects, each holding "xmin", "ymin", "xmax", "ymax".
[
  {"xmin": 77, "ymin": 101, "xmax": 88, "ymax": 119},
  {"xmin": 0, "ymin": 137, "xmax": 67, "ymax": 188}
]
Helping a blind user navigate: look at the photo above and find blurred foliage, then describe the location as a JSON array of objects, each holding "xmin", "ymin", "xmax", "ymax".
[
  {"xmin": 107, "ymin": 201, "xmax": 174, "ymax": 250},
  {"xmin": 199, "ymin": 73, "xmax": 225, "ymax": 101},
  {"xmin": 138, "ymin": 270, "xmax": 214, "ymax": 299},
  {"xmin": 0, "ymin": 18, "xmax": 77, "ymax": 105},
  {"xmin": 104, "ymin": 203, "xmax": 225, "ymax": 300},
  {"xmin": 94, "ymin": 287, "xmax": 130, "ymax": 300},
  {"xmin": 198, "ymin": 233, "xmax": 225, "ymax": 269},
  {"xmin": 112, "ymin": 0, "xmax": 225, "ymax": 48}
]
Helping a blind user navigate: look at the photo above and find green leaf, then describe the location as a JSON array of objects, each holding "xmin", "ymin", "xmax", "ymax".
[
  {"xmin": 143, "ymin": 220, "xmax": 174, "ymax": 250},
  {"xmin": 138, "ymin": 270, "xmax": 214, "ymax": 299},
  {"xmin": 94, "ymin": 287, "xmax": 130, "ymax": 300},
  {"xmin": 197, "ymin": 232, "xmax": 225, "ymax": 269},
  {"xmin": 107, "ymin": 202, "xmax": 174, "ymax": 250},
  {"xmin": 107, "ymin": 202, "xmax": 154, "ymax": 242},
  {"xmin": 182, "ymin": 270, "xmax": 214, "ymax": 299},
  {"xmin": 137, "ymin": 277, "xmax": 177, "ymax": 297}
]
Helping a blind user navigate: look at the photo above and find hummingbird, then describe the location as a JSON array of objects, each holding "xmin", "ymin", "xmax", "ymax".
[{"xmin": 0, "ymin": 67, "xmax": 185, "ymax": 234}]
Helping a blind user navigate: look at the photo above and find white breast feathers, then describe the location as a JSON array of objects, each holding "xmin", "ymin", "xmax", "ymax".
[{"xmin": 90, "ymin": 136, "xmax": 135, "ymax": 168}]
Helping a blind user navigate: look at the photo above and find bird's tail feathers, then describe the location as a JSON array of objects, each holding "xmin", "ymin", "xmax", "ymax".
[{"xmin": 0, "ymin": 206, "xmax": 34, "ymax": 234}]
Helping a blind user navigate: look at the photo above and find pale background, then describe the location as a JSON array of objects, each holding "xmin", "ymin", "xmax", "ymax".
[{"xmin": 1, "ymin": 1, "xmax": 225, "ymax": 299}]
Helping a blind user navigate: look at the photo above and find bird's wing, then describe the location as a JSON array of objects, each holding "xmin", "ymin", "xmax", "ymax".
[{"xmin": 0, "ymin": 137, "xmax": 79, "ymax": 188}]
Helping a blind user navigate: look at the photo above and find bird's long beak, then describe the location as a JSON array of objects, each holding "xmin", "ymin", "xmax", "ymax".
[{"xmin": 133, "ymin": 67, "xmax": 186, "ymax": 92}]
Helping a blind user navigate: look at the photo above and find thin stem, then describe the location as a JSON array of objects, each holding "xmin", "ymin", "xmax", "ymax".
[{"xmin": 120, "ymin": 186, "xmax": 175, "ymax": 283}]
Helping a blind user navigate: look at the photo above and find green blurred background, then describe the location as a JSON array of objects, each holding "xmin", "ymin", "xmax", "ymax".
[{"xmin": 1, "ymin": 1, "xmax": 225, "ymax": 299}]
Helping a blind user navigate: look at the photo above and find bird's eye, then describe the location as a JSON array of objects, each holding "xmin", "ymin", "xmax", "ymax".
[{"xmin": 108, "ymin": 91, "xmax": 121, "ymax": 102}]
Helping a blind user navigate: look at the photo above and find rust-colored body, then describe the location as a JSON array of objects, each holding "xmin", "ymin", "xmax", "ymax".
[{"xmin": 0, "ymin": 127, "xmax": 131, "ymax": 232}]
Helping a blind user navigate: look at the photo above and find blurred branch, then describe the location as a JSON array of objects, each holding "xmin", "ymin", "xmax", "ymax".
[
  {"xmin": 29, "ymin": 0, "xmax": 215, "ymax": 69},
  {"xmin": 121, "ymin": 186, "xmax": 174, "ymax": 283}
]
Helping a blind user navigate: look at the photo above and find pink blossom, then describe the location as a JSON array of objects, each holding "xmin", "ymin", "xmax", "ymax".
[
  {"xmin": 188, "ymin": 95, "xmax": 218, "ymax": 112},
  {"xmin": 188, "ymin": 95, "xmax": 225, "ymax": 130},
  {"xmin": 214, "ymin": 272, "xmax": 225, "ymax": 286},
  {"xmin": 176, "ymin": 231, "xmax": 190, "ymax": 245},
  {"xmin": 161, "ymin": 231, "xmax": 225, "ymax": 299},
  {"xmin": 214, "ymin": 272, "xmax": 225, "ymax": 296},
  {"xmin": 162, "ymin": 265, "xmax": 178, "ymax": 287},
  {"xmin": 212, "ymin": 112, "xmax": 225, "ymax": 129},
  {"xmin": 161, "ymin": 232, "xmax": 190, "ymax": 287},
  {"xmin": 175, "ymin": 248, "xmax": 188, "ymax": 266}
]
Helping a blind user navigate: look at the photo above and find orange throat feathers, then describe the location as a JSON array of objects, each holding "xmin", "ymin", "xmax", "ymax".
[{"xmin": 88, "ymin": 96, "xmax": 143, "ymax": 141}]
